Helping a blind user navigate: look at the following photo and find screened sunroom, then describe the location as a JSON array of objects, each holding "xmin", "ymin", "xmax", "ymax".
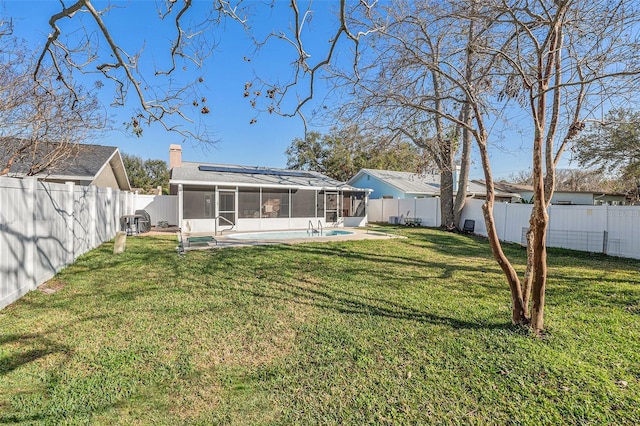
[{"xmin": 169, "ymin": 161, "xmax": 369, "ymax": 234}]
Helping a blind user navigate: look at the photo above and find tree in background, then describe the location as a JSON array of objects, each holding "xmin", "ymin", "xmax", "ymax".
[
  {"xmin": 285, "ymin": 126, "xmax": 428, "ymax": 182},
  {"xmin": 0, "ymin": 32, "xmax": 104, "ymax": 176},
  {"xmin": 123, "ymin": 154, "xmax": 169, "ymax": 194},
  {"xmin": 32, "ymin": 0, "xmax": 224, "ymax": 142},
  {"xmin": 330, "ymin": 0, "xmax": 475, "ymax": 230},
  {"xmin": 573, "ymin": 109, "xmax": 640, "ymax": 202},
  {"xmin": 509, "ymin": 169, "xmax": 617, "ymax": 193}
]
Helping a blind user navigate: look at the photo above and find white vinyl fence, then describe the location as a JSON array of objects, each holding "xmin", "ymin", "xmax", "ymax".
[
  {"xmin": 1, "ymin": 176, "xmax": 135, "ymax": 309},
  {"xmin": 133, "ymin": 194, "xmax": 178, "ymax": 226},
  {"xmin": 369, "ymin": 197, "xmax": 640, "ymax": 259}
]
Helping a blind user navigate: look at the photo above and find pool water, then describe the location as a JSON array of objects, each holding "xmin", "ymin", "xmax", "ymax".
[{"xmin": 227, "ymin": 229, "xmax": 355, "ymax": 240}]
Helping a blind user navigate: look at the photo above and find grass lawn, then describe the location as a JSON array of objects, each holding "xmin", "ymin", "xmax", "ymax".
[{"xmin": 1, "ymin": 227, "xmax": 639, "ymax": 424}]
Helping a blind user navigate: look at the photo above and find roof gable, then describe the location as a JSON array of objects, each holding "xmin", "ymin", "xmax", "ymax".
[
  {"xmin": 2, "ymin": 139, "xmax": 130, "ymax": 190},
  {"xmin": 348, "ymin": 168, "xmax": 441, "ymax": 195}
]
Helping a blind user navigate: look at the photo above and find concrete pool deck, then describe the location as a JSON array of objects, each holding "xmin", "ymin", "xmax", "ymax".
[{"xmin": 167, "ymin": 227, "xmax": 402, "ymax": 250}]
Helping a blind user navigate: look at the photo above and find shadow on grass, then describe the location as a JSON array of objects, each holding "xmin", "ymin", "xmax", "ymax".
[
  {"xmin": 211, "ymin": 262, "xmax": 514, "ymax": 332},
  {"xmin": 0, "ymin": 332, "xmax": 71, "ymax": 376}
]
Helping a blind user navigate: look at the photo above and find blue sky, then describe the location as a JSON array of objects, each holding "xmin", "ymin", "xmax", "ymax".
[{"xmin": 1, "ymin": 0, "xmax": 553, "ymax": 180}]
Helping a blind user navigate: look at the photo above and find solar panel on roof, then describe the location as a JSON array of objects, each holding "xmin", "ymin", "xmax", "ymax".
[{"xmin": 198, "ymin": 165, "xmax": 318, "ymax": 178}]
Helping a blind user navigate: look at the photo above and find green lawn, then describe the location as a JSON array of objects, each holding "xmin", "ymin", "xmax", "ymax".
[{"xmin": 1, "ymin": 227, "xmax": 639, "ymax": 424}]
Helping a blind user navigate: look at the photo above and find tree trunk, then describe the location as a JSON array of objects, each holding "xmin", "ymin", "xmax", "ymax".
[
  {"xmin": 454, "ymin": 102, "xmax": 472, "ymax": 229},
  {"xmin": 440, "ymin": 168, "xmax": 455, "ymax": 229},
  {"xmin": 481, "ymin": 202, "xmax": 528, "ymax": 325},
  {"xmin": 476, "ymin": 128, "xmax": 528, "ymax": 325},
  {"xmin": 530, "ymin": 205, "xmax": 548, "ymax": 334},
  {"xmin": 522, "ymin": 227, "xmax": 535, "ymax": 312},
  {"xmin": 530, "ymin": 130, "xmax": 549, "ymax": 334}
]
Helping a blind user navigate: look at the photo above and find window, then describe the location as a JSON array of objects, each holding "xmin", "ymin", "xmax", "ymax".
[
  {"xmin": 343, "ymin": 192, "xmax": 366, "ymax": 217},
  {"xmin": 291, "ymin": 189, "xmax": 316, "ymax": 218},
  {"xmin": 238, "ymin": 188, "xmax": 261, "ymax": 218},
  {"xmin": 262, "ymin": 189, "xmax": 290, "ymax": 218},
  {"xmin": 317, "ymin": 191, "xmax": 325, "ymax": 218},
  {"xmin": 183, "ymin": 190, "xmax": 215, "ymax": 219}
]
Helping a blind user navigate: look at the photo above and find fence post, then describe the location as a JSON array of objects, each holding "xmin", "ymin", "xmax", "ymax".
[
  {"xmin": 114, "ymin": 188, "xmax": 121, "ymax": 238},
  {"xmin": 178, "ymin": 184, "xmax": 184, "ymax": 229},
  {"xmin": 107, "ymin": 187, "xmax": 113, "ymax": 239}
]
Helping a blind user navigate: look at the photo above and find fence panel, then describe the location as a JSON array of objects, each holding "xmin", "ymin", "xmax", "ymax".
[
  {"xmin": 367, "ymin": 198, "xmax": 400, "ymax": 222},
  {"xmin": 606, "ymin": 207, "xmax": 640, "ymax": 259},
  {"xmin": 134, "ymin": 194, "xmax": 178, "ymax": 225},
  {"xmin": 371, "ymin": 196, "xmax": 639, "ymax": 259},
  {"xmin": 415, "ymin": 198, "xmax": 440, "ymax": 227},
  {"xmin": 1, "ymin": 176, "xmax": 134, "ymax": 309},
  {"xmin": 458, "ymin": 198, "xmax": 487, "ymax": 235},
  {"xmin": 368, "ymin": 199, "xmax": 383, "ymax": 222},
  {"xmin": 73, "ymin": 186, "xmax": 93, "ymax": 256},
  {"xmin": 0, "ymin": 178, "xmax": 34, "ymax": 307},
  {"xmin": 548, "ymin": 205, "xmax": 608, "ymax": 234},
  {"xmin": 492, "ymin": 203, "xmax": 533, "ymax": 243},
  {"xmin": 398, "ymin": 199, "xmax": 415, "ymax": 223},
  {"xmin": 33, "ymin": 181, "xmax": 71, "ymax": 285}
]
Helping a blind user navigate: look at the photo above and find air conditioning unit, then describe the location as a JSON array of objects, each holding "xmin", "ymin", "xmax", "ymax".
[{"xmin": 389, "ymin": 216, "xmax": 399, "ymax": 225}]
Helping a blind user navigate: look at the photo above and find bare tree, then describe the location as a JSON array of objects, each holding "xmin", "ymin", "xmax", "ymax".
[
  {"xmin": 0, "ymin": 37, "xmax": 104, "ymax": 176},
  {"xmin": 510, "ymin": 169, "xmax": 615, "ymax": 193},
  {"xmin": 32, "ymin": 0, "xmax": 247, "ymax": 142},
  {"xmin": 323, "ymin": 0, "xmax": 481, "ymax": 230}
]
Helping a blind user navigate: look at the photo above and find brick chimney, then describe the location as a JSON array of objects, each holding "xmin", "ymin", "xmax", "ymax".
[{"xmin": 169, "ymin": 144, "xmax": 182, "ymax": 169}]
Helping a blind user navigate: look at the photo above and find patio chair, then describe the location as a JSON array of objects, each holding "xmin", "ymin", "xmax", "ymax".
[
  {"xmin": 120, "ymin": 215, "xmax": 138, "ymax": 236},
  {"xmin": 134, "ymin": 210, "xmax": 151, "ymax": 233},
  {"xmin": 462, "ymin": 219, "xmax": 475, "ymax": 233}
]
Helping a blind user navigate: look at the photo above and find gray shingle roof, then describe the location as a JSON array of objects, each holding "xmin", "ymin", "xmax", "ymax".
[
  {"xmin": 171, "ymin": 162, "xmax": 361, "ymax": 190},
  {"xmin": 468, "ymin": 180, "xmax": 522, "ymax": 199},
  {"xmin": 2, "ymin": 140, "xmax": 118, "ymax": 178},
  {"xmin": 348, "ymin": 169, "xmax": 441, "ymax": 195}
]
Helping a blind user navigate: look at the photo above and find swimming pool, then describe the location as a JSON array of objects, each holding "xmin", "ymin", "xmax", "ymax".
[{"xmin": 227, "ymin": 229, "xmax": 356, "ymax": 240}]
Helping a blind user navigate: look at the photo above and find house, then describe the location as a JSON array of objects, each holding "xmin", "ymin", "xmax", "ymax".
[
  {"xmin": 2, "ymin": 140, "xmax": 130, "ymax": 191},
  {"xmin": 347, "ymin": 169, "xmax": 441, "ymax": 199},
  {"xmin": 347, "ymin": 168, "xmax": 519, "ymax": 202},
  {"xmin": 467, "ymin": 180, "xmax": 522, "ymax": 203},
  {"xmin": 168, "ymin": 145, "xmax": 369, "ymax": 233},
  {"xmin": 492, "ymin": 181, "xmax": 627, "ymax": 205}
]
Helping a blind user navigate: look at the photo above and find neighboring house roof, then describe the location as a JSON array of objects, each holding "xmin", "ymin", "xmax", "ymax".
[
  {"xmin": 493, "ymin": 180, "xmax": 626, "ymax": 197},
  {"xmin": 469, "ymin": 180, "xmax": 521, "ymax": 200},
  {"xmin": 171, "ymin": 162, "xmax": 363, "ymax": 191},
  {"xmin": 347, "ymin": 168, "xmax": 441, "ymax": 195},
  {"xmin": 2, "ymin": 140, "xmax": 130, "ymax": 191},
  {"xmin": 492, "ymin": 181, "xmax": 534, "ymax": 194}
]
